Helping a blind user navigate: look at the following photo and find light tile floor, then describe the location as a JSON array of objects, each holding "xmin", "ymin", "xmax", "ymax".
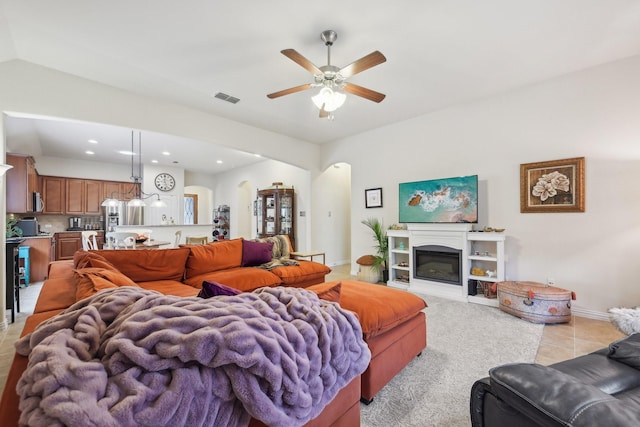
[{"xmin": 0, "ymin": 265, "xmax": 625, "ymax": 397}]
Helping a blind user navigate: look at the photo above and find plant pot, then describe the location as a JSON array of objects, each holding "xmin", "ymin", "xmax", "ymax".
[{"xmin": 382, "ymin": 269, "xmax": 389, "ymax": 283}]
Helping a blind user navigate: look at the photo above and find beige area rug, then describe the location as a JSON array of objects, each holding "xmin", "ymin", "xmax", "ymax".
[{"xmin": 360, "ymin": 294, "xmax": 544, "ymax": 427}]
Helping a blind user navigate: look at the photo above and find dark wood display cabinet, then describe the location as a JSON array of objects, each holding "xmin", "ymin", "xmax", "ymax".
[{"xmin": 256, "ymin": 185, "xmax": 295, "ymax": 250}]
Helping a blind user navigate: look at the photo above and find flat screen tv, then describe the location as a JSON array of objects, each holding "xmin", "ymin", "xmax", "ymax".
[{"xmin": 399, "ymin": 175, "xmax": 478, "ymax": 223}]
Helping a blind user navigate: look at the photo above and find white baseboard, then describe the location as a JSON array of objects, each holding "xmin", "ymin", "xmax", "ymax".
[{"xmin": 571, "ymin": 305, "xmax": 610, "ymax": 321}]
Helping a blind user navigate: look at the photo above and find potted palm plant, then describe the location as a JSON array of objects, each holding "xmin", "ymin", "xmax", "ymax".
[{"xmin": 361, "ymin": 217, "xmax": 389, "ymax": 282}]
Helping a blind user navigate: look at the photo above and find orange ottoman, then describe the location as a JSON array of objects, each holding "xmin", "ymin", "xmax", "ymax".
[
  {"xmin": 497, "ymin": 281, "xmax": 576, "ymax": 324},
  {"xmin": 327, "ymin": 280, "xmax": 428, "ymax": 403}
]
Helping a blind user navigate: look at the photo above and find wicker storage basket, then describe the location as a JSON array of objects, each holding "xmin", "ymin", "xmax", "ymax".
[{"xmin": 497, "ymin": 281, "xmax": 576, "ymax": 324}]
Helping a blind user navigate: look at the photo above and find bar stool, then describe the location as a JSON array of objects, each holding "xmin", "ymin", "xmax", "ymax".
[{"xmin": 18, "ymin": 246, "xmax": 30, "ymax": 287}]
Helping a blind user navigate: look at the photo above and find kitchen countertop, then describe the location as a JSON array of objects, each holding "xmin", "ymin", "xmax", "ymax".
[{"xmin": 53, "ymin": 230, "xmax": 105, "ymax": 234}]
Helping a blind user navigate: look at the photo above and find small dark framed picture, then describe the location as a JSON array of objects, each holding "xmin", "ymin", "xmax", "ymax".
[{"xmin": 365, "ymin": 188, "xmax": 383, "ymax": 208}]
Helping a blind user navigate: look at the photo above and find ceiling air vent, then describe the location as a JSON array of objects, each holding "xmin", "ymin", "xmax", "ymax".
[{"xmin": 213, "ymin": 92, "xmax": 240, "ymax": 104}]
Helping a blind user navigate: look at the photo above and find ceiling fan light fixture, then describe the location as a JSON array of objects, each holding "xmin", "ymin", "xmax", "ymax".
[{"xmin": 311, "ymin": 87, "xmax": 346, "ymax": 112}]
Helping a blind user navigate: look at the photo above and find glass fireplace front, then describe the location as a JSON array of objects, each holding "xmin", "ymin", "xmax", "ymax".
[{"xmin": 413, "ymin": 244, "xmax": 462, "ymax": 286}]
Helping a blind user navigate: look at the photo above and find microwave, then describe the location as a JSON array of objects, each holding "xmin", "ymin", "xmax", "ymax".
[{"xmin": 32, "ymin": 192, "xmax": 44, "ymax": 213}]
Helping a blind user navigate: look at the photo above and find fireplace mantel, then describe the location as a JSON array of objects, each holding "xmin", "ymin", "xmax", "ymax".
[
  {"xmin": 405, "ymin": 224, "xmax": 472, "ymax": 302},
  {"xmin": 389, "ymin": 223, "xmax": 503, "ymax": 306}
]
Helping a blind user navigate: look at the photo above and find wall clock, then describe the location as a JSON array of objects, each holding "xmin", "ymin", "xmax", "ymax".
[{"xmin": 154, "ymin": 173, "xmax": 175, "ymax": 192}]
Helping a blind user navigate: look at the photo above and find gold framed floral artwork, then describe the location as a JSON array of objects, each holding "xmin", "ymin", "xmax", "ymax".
[{"xmin": 520, "ymin": 157, "xmax": 585, "ymax": 213}]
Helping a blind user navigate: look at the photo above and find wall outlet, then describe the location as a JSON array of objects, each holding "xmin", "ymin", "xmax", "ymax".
[{"xmin": 547, "ymin": 277, "xmax": 555, "ymax": 286}]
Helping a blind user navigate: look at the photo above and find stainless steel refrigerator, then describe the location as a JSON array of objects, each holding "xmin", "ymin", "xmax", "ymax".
[{"xmin": 103, "ymin": 202, "xmax": 144, "ymax": 231}]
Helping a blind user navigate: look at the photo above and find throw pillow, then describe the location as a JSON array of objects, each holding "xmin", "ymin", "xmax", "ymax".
[
  {"xmin": 242, "ymin": 239, "xmax": 274, "ymax": 266},
  {"xmin": 306, "ymin": 281, "xmax": 342, "ymax": 303},
  {"xmin": 74, "ymin": 267, "xmax": 138, "ymax": 301},
  {"xmin": 74, "ymin": 251, "xmax": 119, "ymax": 271},
  {"xmin": 198, "ymin": 280, "xmax": 242, "ymax": 299}
]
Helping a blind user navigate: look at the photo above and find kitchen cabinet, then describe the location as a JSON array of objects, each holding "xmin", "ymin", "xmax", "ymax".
[
  {"xmin": 55, "ymin": 231, "xmax": 104, "ymax": 260},
  {"xmin": 65, "ymin": 178, "xmax": 84, "ymax": 214},
  {"xmin": 43, "ymin": 177, "xmax": 134, "ymax": 215},
  {"xmin": 19, "ymin": 237, "xmax": 53, "ymax": 282},
  {"xmin": 85, "ymin": 180, "xmax": 104, "ymax": 214},
  {"xmin": 256, "ymin": 185, "xmax": 295, "ymax": 250},
  {"xmin": 55, "ymin": 232, "xmax": 82, "ymax": 260},
  {"xmin": 102, "ymin": 181, "xmax": 122, "ymax": 201},
  {"xmin": 41, "ymin": 176, "xmax": 65, "ymax": 214},
  {"xmin": 66, "ymin": 179, "xmax": 103, "ymax": 214},
  {"xmin": 102, "ymin": 180, "xmax": 140, "ymax": 202},
  {"xmin": 6, "ymin": 154, "xmax": 38, "ymax": 214}
]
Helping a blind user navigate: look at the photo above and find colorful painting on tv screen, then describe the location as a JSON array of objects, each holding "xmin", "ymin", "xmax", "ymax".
[{"xmin": 399, "ymin": 175, "xmax": 478, "ymax": 223}]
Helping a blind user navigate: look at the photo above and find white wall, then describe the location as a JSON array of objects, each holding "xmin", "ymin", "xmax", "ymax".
[
  {"xmin": 311, "ymin": 163, "xmax": 352, "ymax": 266},
  {"xmin": 210, "ymin": 158, "xmax": 311, "ymax": 250},
  {"xmin": 321, "ymin": 54, "xmax": 640, "ymax": 317}
]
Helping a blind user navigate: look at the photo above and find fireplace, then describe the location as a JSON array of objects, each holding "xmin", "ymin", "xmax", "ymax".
[{"xmin": 413, "ymin": 245, "xmax": 462, "ymax": 286}]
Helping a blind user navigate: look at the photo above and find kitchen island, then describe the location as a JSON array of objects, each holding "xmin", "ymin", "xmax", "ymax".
[
  {"xmin": 18, "ymin": 235, "xmax": 55, "ymax": 282},
  {"xmin": 115, "ymin": 224, "xmax": 215, "ymax": 246}
]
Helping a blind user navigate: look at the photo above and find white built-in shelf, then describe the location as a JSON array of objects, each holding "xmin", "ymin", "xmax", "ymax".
[
  {"xmin": 467, "ymin": 232, "xmax": 506, "ymax": 307},
  {"xmin": 387, "ymin": 230, "xmax": 410, "ymax": 289}
]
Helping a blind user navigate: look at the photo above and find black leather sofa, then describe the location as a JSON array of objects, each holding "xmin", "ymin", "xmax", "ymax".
[{"xmin": 470, "ymin": 333, "xmax": 640, "ymax": 426}]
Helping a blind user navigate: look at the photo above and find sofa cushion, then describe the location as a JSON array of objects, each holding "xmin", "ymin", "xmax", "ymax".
[
  {"xmin": 136, "ymin": 280, "xmax": 200, "ymax": 297},
  {"xmin": 336, "ymin": 280, "xmax": 428, "ymax": 339},
  {"xmin": 306, "ymin": 281, "xmax": 342, "ymax": 303},
  {"xmin": 33, "ymin": 277, "xmax": 77, "ymax": 314},
  {"xmin": 184, "ymin": 239, "xmax": 243, "ymax": 279},
  {"xmin": 608, "ymin": 333, "xmax": 640, "ymax": 369},
  {"xmin": 74, "ymin": 251, "xmax": 119, "ymax": 271},
  {"xmin": 74, "ymin": 267, "xmax": 139, "ymax": 301},
  {"xmin": 92, "ymin": 248, "xmax": 190, "ymax": 282},
  {"xmin": 198, "ymin": 280, "xmax": 242, "ymax": 298},
  {"xmin": 270, "ymin": 260, "xmax": 331, "ymax": 285},
  {"xmin": 183, "ymin": 267, "xmax": 281, "ymax": 292},
  {"xmin": 242, "ymin": 240, "xmax": 274, "ymax": 266}
]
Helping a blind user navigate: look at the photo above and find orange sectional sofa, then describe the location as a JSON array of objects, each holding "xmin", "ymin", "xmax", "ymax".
[{"xmin": 0, "ymin": 238, "xmax": 428, "ymax": 425}]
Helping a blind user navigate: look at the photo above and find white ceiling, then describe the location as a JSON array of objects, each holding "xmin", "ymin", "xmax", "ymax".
[{"xmin": 2, "ymin": 1, "xmax": 640, "ymax": 172}]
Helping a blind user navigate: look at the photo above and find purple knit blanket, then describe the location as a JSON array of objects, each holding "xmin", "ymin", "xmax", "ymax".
[{"xmin": 15, "ymin": 287, "xmax": 370, "ymax": 427}]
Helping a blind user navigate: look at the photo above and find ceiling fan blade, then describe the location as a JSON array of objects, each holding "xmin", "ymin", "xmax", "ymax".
[
  {"xmin": 267, "ymin": 83, "xmax": 313, "ymax": 99},
  {"xmin": 281, "ymin": 49, "xmax": 323, "ymax": 75},
  {"xmin": 339, "ymin": 51, "xmax": 386, "ymax": 78},
  {"xmin": 342, "ymin": 83, "xmax": 386, "ymax": 103}
]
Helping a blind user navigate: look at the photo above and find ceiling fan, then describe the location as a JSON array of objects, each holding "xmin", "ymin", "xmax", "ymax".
[{"xmin": 267, "ymin": 30, "xmax": 386, "ymax": 118}]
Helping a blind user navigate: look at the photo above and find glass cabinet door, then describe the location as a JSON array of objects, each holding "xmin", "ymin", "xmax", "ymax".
[{"xmin": 278, "ymin": 193, "xmax": 293, "ymax": 235}]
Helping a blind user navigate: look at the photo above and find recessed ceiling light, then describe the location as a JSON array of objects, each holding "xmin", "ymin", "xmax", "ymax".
[
  {"xmin": 88, "ymin": 139, "xmax": 98, "ymax": 144},
  {"xmin": 85, "ymin": 150, "xmax": 95, "ymax": 155},
  {"xmin": 151, "ymin": 159, "xmax": 158, "ymax": 164},
  {"xmin": 162, "ymin": 151, "xmax": 170, "ymax": 156},
  {"xmin": 254, "ymin": 153, "xmax": 261, "ymax": 157},
  {"xmin": 118, "ymin": 150, "xmax": 135, "ymax": 156},
  {"xmin": 216, "ymin": 160, "xmax": 223, "ymax": 164}
]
